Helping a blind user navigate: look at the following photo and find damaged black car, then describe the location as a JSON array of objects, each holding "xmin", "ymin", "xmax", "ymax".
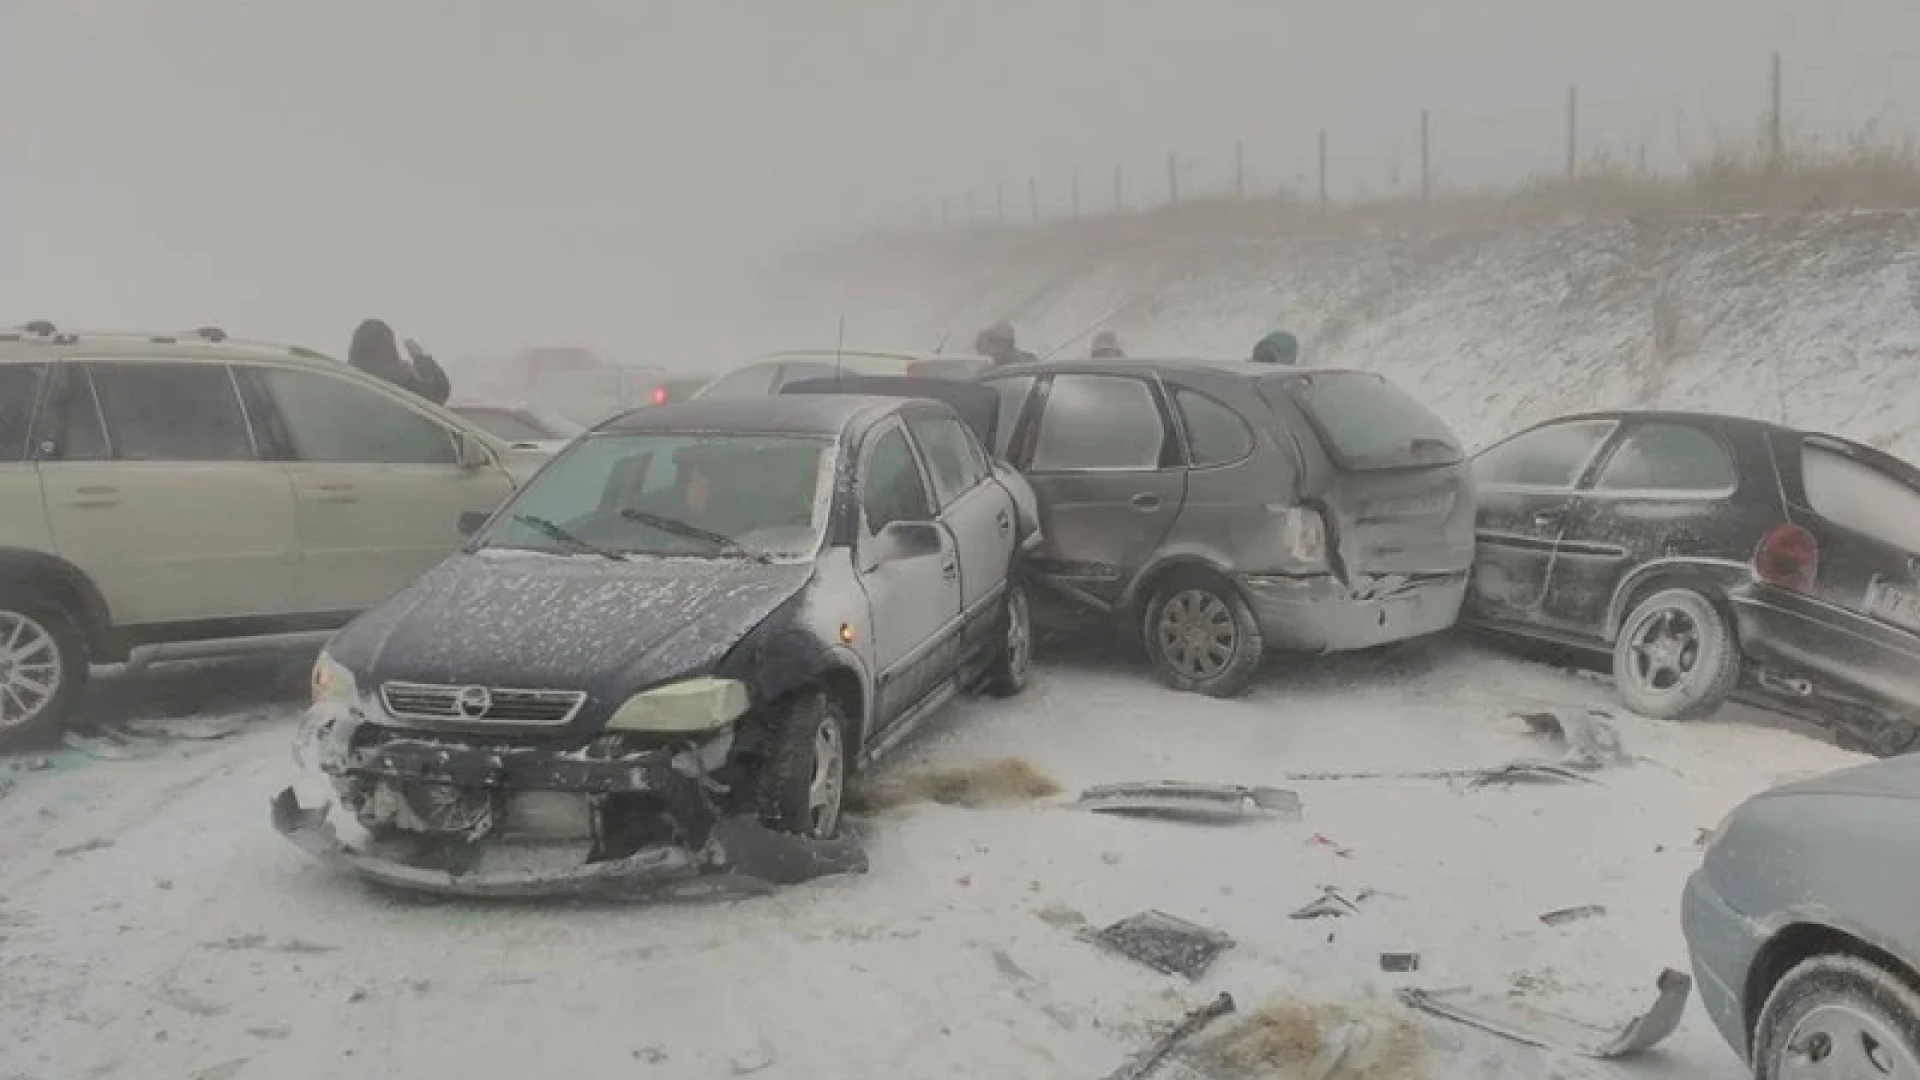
[{"xmin": 276, "ymin": 393, "xmax": 1041, "ymax": 897}]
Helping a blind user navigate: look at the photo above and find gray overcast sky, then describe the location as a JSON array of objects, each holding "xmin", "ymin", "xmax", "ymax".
[{"xmin": 3, "ymin": 1, "xmax": 1916, "ymax": 367}]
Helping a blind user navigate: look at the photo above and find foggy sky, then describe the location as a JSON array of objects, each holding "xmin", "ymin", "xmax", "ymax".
[{"xmin": 4, "ymin": 1, "xmax": 1916, "ymax": 369}]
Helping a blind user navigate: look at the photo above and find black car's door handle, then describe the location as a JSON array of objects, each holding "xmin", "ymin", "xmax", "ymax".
[{"xmin": 1129, "ymin": 493, "xmax": 1162, "ymax": 512}]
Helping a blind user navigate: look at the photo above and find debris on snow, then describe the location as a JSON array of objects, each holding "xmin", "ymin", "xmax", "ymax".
[
  {"xmin": 1539, "ymin": 904, "xmax": 1608, "ymax": 926},
  {"xmin": 1102, "ymin": 992, "xmax": 1236, "ymax": 1080},
  {"xmin": 10, "ymin": 756, "xmax": 52, "ymax": 771},
  {"xmin": 114, "ymin": 714, "xmax": 251, "ymax": 742},
  {"xmin": 1289, "ymin": 886, "xmax": 1374, "ymax": 920},
  {"xmin": 1515, "ymin": 708, "xmax": 1630, "ymax": 768},
  {"xmin": 850, "ymin": 757, "xmax": 1061, "ymax": 811},
  {"xmin": 1196, "ymin": 1000, "xmax": 1425, "ymax": 1080},
  {"xmin": 1467, "ymin": 761, "xmax": 1598, "ymax": 788},
  {"xmin": 62, "ymin": 730, "xmax": 151, "ymax": 760},
  {"xmin": 1076, "ymin": 780, "xmax": 1302, "ymax": 823},
  {"xmin": 1085, "ymin": 910, "xmax": 1235, "ymax": 979},
  {"xmin": 1037, "ymin": 903, "xmax": 1088, "ymax": 929},
  {"xmin": 728, "ymin": 1039, "xmax": 776, "ymax": 1075},
  {"xmin": 53, "ymin": 837, "xmax": 114, "ymax": 857},
  {"xmin": 1397, "ymin": 968, "xmax": 1692, "ymax": 1058},
  {"xmin": 190, "ymin": 1060, "xmax": 248, "ymax": 1080},
  {"xmin": 1379, "ymin": 952, "xmax": 1422, "ymax": 973},
  {"xmin": 245, "ymin": 1024, "xmax": 292, "ymax": 1041},
  {"xmin": 1308, "ymin": 833, "xmax": 1355, "ymax": 857}
]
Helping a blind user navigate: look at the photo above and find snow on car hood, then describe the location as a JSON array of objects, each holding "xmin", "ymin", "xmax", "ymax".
[
  {"xmin": 1761, "ymin": 754, "xmax": 1920, "ymax": 803},
  {"xmin": 327, "ymin": 551, "xmax": 814, "ymax": 719}
]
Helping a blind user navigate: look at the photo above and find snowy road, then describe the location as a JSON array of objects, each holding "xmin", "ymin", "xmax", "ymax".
[{"xmin": 0, "ymin": 640, "xmax": 1856, "ymax": 1080}]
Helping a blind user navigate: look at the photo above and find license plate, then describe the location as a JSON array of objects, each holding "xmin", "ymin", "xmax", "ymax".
[
  {"xmin": 1865, "ymin": 579, "xmax": 1920, "ymax": 634},
  {"xmin": 1364, "ymin": 492, "xmax": 1456, "ymax": 520}
]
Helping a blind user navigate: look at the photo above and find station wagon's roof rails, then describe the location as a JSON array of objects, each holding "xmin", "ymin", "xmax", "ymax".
[{"xmin": 0, "ymin": 325, "xmax": 336, "ymax": 363}]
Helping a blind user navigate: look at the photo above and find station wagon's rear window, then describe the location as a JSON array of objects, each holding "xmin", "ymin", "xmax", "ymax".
[{"xmin": 1268, "ymin": 372, "xmax": 1463, "ymax": 471}]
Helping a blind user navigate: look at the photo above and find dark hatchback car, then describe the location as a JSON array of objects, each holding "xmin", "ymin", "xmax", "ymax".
[
  {"xmin": 1467, "ymin": 410, "xmax": 1920, "ymax": 750},
  {"xmin": 978, "ymin": 358, "xmax": 1476, "ymax": 698},
  {"xmin": 277, "ymin": 394, "xmax": 1035, "ymax": 895}
]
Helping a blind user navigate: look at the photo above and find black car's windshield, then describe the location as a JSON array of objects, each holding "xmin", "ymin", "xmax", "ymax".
[
  {"xmin": 1265, "ymin": 371, "xmax": 1466, "ymax": 471},
  {"xmin": 475, "ymin": 431, "xmax": 834, "ymax": 561}
]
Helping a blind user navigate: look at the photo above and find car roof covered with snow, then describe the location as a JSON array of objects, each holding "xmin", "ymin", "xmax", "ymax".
[{"xmin": 596, "ymin": 393, "xmax": 912, "ymax": 438}]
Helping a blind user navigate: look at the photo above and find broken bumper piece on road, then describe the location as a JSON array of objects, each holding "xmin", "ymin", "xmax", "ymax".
[{"xmin": 271, "ymin": 789, "xmax": 867, "ymax": 901}]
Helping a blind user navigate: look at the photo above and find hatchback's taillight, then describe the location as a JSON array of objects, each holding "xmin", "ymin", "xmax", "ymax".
[
  {"xmin": 1278, "ymin": 507, "xmax": 1328, "ymax": 567},
  {"xmin": 1754, "ymin": 522, "xmax": 1819, "ymax": 593}
]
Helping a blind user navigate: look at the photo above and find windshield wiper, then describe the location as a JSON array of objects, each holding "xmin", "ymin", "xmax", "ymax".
[
  {"xmin": 620, "ymin": 509, "xmax": 768, "ymax": 561},
  {"xmin": 513, "ymin": 514, "xmax": 627, "ymax": 563}
]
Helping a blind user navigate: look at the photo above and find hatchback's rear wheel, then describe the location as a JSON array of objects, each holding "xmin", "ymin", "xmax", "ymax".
[
  {"xmin": 1143, "ymin": 572, "xmax": 1264, "ymax": 698},
  {"xmin": 1755, "ymin": 954, "xmax": 1920, "ymax": 1080},
  {"xmin": 1612, "ymin": 588, "xmax": 1739, "ymax": 721},
  {"xmin": 0, "ymin": 591, "xmax": 87, "ymax": 748}
]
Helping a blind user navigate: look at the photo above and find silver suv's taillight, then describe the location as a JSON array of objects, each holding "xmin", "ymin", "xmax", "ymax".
[{"xmin": 1275, "ymin": 506, "xmax": 1328, "ymax": 567}]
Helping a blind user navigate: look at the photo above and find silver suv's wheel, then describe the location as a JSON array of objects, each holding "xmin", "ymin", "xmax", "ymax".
[
  {"xmin": 1756, "ymin": 954, "xmax": 1920, "ymax": 1080},
  {"xmin": 1612, "ymin": 587, "xmax": 1740, "ymax": 721},
  {"xmin": 0, "ymin": 594, "xmax": 86, "ymax": 746}
]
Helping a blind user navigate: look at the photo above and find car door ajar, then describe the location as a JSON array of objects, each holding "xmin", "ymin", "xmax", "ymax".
[
  {"xmin": 1467, "ymin": 418, "xmax": 1618, "ymax": 626},
  {"xmin": 1001, "ymin": 372, "xmax": 1186, "ymax": 608},
  {"xmin": 35, "ymin": 362, "xmax": 301, "ymax": 630},
  {"xmin": 855, "ymin": 421, "xmax": 964, "ymax": 728},
  {"xmin": 241, "ymin": 365, "xmax": 514, "ymax": 615},
  {"xmin": 903, "ymin": 408, "xmax": 1016, "ymax": 662},
  {"xmin": 1541, "ymin": 420, "xmax": 1749, "ymax": 637}
]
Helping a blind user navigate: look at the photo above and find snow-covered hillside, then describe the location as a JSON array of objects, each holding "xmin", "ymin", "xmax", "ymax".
[{"xmin": 753, "ymin": 211, "xmax": 1920, "ymax": 460}]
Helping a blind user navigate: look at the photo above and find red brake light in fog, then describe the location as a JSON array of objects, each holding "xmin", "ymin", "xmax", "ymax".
[
  {"xmin": 1753, "ymin": 522, "xmax": 1819, "ymax": 593},
  {"xmin": 650, "ymin": 386, "xmax": 669, "ymax": 405}
]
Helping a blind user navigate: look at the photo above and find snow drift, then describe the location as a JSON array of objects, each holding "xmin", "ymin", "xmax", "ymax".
[{"xmin": 750, "ymin": 210, "xmax": 1920, "ymax": 461}]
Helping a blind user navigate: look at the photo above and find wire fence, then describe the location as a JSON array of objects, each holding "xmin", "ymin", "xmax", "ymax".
[{"xmin": 886, "ymin": 52, "xmax": 1920, "ymax": 233}]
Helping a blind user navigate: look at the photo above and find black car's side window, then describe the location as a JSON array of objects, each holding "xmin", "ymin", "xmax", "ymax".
[
  {"xmin": 1473, "ymin": 420, "xmax": 1615, "ymax": 489},
  {"xmin": 905, "ymin": 412, "xmax": 988, "ymax": 508},
  {"xmin": 862, "ymin": 426, "xmax": 933, "ymax": 534},
  {"xmin": 1173, "ymin": 388, "xmax": 1255, "ymax": 467},
  {"xmin": 1030, "ymin": 374, "xmax": 1165, "ymax": 472},
  {"xmin": 1593, "ymin": 423, "xmax": 1737, "ymax": 494},
  {"xmin": 0, "ymin": 363, "xmax": 47, "ymax": 462},
  {"xmin": 88, "ymin": 363, "xmax": 257, "ymax": 462},
  {"xmin": 985, "ymin": 376, "xmax": 1035, "ymax": 459}
]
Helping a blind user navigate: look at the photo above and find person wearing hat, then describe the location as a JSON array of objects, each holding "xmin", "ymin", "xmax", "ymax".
[
  {"xmin": 1089, "ymin": 330, "xmax": 1125, "ymax": 359},
  {"xmin": 1250, "ymin": 330, "xmax": 1300, "ymax": 366},
  {"xmin": 976, "ymin": 321, "xmax": 1037, "ymax": 367}
]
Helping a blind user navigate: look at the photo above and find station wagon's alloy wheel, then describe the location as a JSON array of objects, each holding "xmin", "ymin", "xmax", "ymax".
[
  {"xmin": 1613, "ymin": 587, "xmax": 1740, "ymax": 722},
  {"xmin": 1143, "ymin": 572, "xmax": 1265, "ymax": 699},
  {"xmin": 1756, "ymin": 955, "xmax": 1920, "ymax": 1080},
  {"xmin": 0, "ymin": 594, "xmax": 87, "ymax": 747},
  {"xmin": 984, "ymin": 579, "xmax": 1033, "ymax": 697}
]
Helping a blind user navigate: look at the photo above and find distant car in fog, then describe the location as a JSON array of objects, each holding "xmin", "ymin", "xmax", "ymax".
[
  {"xmin": 0, "ymin": 324, "xmax": 542, "ymax": 744},
  {"xmin": 527, "ymin": 364, "xmax": 673, "ymax": 428},
  {"xmin": 648, "ymin": 374, "xmax": 712, "ymax": 407},
  {"xmin": 979, "ymin": 358, "xmax": 1476, "ymax": 699},
  {"xmin": 1466, "ymin": 410, "xmax": 1920, "ymax": 752},
  {"xmin": 696, "ymin": 350, "xmax": 984, "ymax": 399},
  {"xmin": 449, "ymin": 405, "xmax": 584, "ymax": 452}
]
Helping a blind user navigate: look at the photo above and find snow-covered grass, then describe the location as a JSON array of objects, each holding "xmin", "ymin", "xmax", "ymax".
[
  {"xmin": 754, "ymin": 211, "xmax": 1920, "ymax": 464},
  {"xmin": 0, "ymin": 639, "xmax": 1860, "ymax": 1079}
]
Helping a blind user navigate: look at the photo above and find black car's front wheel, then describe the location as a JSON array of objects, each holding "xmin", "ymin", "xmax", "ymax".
[
  {"xmin": 741, "ymin": 690, "xmax": 848, "ymax": 839},
  {"xmin": 1143, "ymin": 571, "xmax": 1265, "ymax": 698},
  {"xmin": 1612, "ymin": 587, "xmax": 1740, "ymax": 722},
  {"xmin": 1755, "ymin": 954, "xmax": 1920, "ymax": 1080}
]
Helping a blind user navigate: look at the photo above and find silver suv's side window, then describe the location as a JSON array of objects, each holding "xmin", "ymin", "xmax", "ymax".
[
  {"xmin": 1030, "ymin": 374, "xmax": 1165, "ymax": 472},
  {"xmin": 0, "ymin": 364, "xmax": 46, "ymax": 462},
  {"xmin": 259, "ymin": 368, "xmax": 457, "ymax": 465},
  {"xmin": 905, "ymin": 412, "xmax": 988, "ymax": 508},
  {"xmin": 88, "ymin": 363, "xmax": 256, "ymax": 461},
  {"xmin": 1173, "ymin": 388, "xmax": 1255, "ymax": 467},
  {"xmin": 861, "ymin": 426, "xmax": 933, "ymax": 534}
]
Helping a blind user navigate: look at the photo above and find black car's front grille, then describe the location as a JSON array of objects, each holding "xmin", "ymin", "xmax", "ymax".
[{"xmin": 379, "ymin": 681, "xmax": 586, "ymax": 727}]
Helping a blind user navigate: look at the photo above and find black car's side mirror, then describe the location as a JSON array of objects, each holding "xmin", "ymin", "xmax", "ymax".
[
  {"xmin": 458, "ymin": 510, "xmax": 490, "ymax": 538},
  {"xmin": 873, "ymin": 520, "xmax": 943, "ymax": 564}
]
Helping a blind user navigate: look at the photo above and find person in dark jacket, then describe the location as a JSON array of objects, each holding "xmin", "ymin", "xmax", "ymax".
[
  {"xmin": 348, "ymin": 318, "xmax": 451, "ymax": 404},
  {"xmin": 1250, "ymin": 330, "xmax": 1300, "ymax": 366},
  {"xmin": 976, "ymin": 321, "xmax": 1037, "ymax": 367},
  {"xmin": 1089, "ymin": 330, "xmax": 1125, "ymax": 358}
]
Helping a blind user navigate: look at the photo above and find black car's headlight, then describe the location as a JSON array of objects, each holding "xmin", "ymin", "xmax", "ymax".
[
  {"xmin": 605, "ymin": 677, "xmax": 750, "ymax": 733},
  {"xmin": 311, "ymin": 651, "xmax": 360, "ymax": 707}
]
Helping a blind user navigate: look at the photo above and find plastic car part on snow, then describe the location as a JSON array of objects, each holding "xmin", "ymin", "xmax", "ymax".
[{"xmin": 1397, "ymin": 968, "xmax": 1692, "ymax": 1058}]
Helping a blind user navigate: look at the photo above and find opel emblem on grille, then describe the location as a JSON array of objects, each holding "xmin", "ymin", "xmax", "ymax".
[{"xmin": 455, "ymin": 686, "xmax": 492, "ymax": 718}]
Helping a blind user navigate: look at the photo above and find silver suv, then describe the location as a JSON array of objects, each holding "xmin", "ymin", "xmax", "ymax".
[{"xmin": 0, "ymin": 325, "xmax": 540, "ymax": 743}]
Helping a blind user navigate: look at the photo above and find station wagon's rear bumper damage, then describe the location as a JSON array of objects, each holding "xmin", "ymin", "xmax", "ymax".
[
  {"xmin": 273, "ymin": 705, "xmax": 866, "ymax": 899},
  {"xmin": 1239, "ymin": 570, "xmax": 1469, "ymax": 652}
]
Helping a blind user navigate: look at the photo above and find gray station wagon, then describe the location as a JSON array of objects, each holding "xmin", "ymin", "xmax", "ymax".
[{"xmin": 979, "ymin": 359, "xmax": 1476, "ymax": 697}]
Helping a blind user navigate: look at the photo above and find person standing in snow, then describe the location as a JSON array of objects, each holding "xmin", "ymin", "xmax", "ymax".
[
  {"xmin": 348, "ymin": 318, "xmax": 452, "ymax": 404},
  {"xmin": 1089, "ymin": 330, "xmax": 1126, "ymax": 358},
  {"xmin": 1250, "ymin": 330, "xmax": 1300, "ymax": 366},
  {"xmin": 976, "ymin": 321, "xmax": 1038, "ymax": 368}
]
